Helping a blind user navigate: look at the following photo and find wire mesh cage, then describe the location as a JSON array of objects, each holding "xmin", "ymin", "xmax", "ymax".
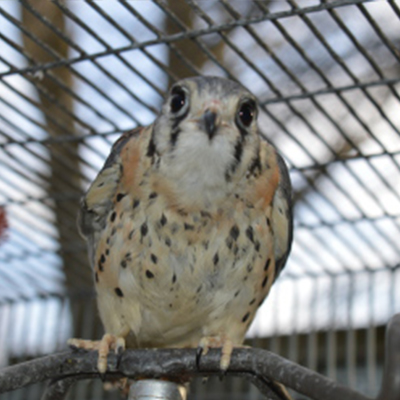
[{"xmin": 0, "ymin": 0, "xmax": 399, "ymax": 399}]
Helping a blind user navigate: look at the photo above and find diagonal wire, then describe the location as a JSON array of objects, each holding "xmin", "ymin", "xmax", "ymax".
[
  {"xmin": 189, "ymin": 0, "xmax": 400, "ymax": 262},
  {"xmin": 79, "ymin": 0, "xmax": 173, "ymax": 93},
  {"xmin": 0, "ymin": 0, "xmax": 398, "ymax": 300},
  {"xmin": 0, "ymin": 0, "xmax": 374, "ymax": 79},
  {"xmin": 261, "ymin": 77, "xmax": 400, "ymax": 105},
  {"xmin": 120, "ymin": 0, "xmax": 203, "ymax": 80},
  {"xmin": 17, "ymin": 1, "xmax": 148, "ymax": 123},
  {"xmin": 45, "ymin": 0, "xmax": 160, "ymax": 113},
  {"xmin": 357, "ymin": 3, "xmax": 400, "ymax": 63}
]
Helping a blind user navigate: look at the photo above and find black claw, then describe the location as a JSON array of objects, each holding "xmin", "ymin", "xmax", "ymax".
[
  {"xmin": 117, "ymin": 345, "xmax": 124, "ymax": 355},
  {"xmin": 219, "ymin": 348, "xmax": 228, "ymax": 379},
  {"xmin": 219, "ymin": 367, "xmax": 228, "ymax": 381},
  {"xmin": 99, "ymin": 372, "xmax": 107, "ymax": 382},
  {"xmin": 196, "ymin": 346, "xmax": 204, "ymax": 369},
  {"xmin": 116, "ymin": 348, "xmax": 124, "ymax": 369}
]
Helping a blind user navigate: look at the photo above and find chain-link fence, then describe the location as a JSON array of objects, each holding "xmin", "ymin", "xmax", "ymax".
[{"xmin": 1, "ymin": 0, "xmax": 400, "ymax": 399}]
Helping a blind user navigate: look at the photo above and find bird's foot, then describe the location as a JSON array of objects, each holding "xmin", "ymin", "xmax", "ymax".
[
  {"xmin": 196, "ymin": 335, "xmax": 234, "ymax": 372},
  {"xmin": 68, "ymin": 333, "xmax": 126, "ymax": 374}
]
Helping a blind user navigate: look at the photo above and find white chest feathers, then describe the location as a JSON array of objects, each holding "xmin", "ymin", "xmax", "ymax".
[{"xmin": 160, "ymin": 128, "xmax": 238, "ymax": 207}]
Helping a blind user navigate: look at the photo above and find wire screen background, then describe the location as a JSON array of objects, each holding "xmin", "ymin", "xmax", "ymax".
[{"xmin": 0, "ymin": 0, "xmax": 399, "ymax": 399}]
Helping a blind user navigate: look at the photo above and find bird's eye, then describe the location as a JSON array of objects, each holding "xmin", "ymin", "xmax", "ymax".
[
  {"xmin": 170, "ymin": 87, "xmax": 187, "ymax": 114},
  {"xmin": 237, "ymin": 100, "xmax": 256, "ymax": 128}
]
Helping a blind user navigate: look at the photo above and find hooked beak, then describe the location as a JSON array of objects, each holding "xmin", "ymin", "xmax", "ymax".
[{"xmin": 202, "ymin": 109, "xmax": 218, "ymax": 140}]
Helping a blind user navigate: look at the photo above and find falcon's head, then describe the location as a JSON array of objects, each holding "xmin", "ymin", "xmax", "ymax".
[{"xmin": 152, "ymin": 76, "xmax": 262, "ymax": 207}]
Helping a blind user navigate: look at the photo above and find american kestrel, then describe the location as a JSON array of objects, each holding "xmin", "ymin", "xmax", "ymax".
[{"xmin": 69, "ymin": 76, "xmax": 293, "ymax": 382}]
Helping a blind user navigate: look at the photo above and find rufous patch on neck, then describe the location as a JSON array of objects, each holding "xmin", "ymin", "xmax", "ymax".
[{"xmin": 254, "ymin": 146, "xmax": 280, "ymax": 211}]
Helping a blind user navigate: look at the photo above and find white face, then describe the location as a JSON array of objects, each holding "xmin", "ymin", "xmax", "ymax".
[{"xmin": 152, "ymin": 77, "xmax": 261, "ymax": 206}]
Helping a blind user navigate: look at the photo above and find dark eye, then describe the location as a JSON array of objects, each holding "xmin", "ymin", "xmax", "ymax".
[
  {"xmin": 237, "ymin": 100, "xmax": 256, "ymax": 127},
  {"xmin": 170, "ymin": 87, "xmax": 187, "ymax": 114}
]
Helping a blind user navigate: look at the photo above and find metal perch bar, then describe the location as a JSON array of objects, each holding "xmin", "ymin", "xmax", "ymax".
[
  {"xmin": 0, "ymin": 313, "xmax": 398, "ymax": 400},
  {"xmin": 1, "ymin": 349, "xmax": 365, "ymax": 400}
]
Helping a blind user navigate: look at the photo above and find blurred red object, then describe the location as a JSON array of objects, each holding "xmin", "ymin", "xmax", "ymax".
[{"xmin": 0, "ymin": 207, "xmax": 8, "ymax": 243}]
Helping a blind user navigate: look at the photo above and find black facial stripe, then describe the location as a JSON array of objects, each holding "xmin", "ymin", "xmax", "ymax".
[
  {"xmin": 147, "ymin": 137, "xmax": 157, "ymax": 157},
  {"xmin": 236, "ymin": 124, "xmax": 248, "ymax": 139},
  {"xmin": 225, "ymin": 136, "xmax": 244, "ymax": 180},
  {"xmin": 170, "ymin": 127, "xmax": 181, "ymax": 147},
  {"xmin": 169, "ymin": 105, "xmax": 190, "ymax": 148},
  {"xmin": 233, "ymin": 138, "xmax": 243, "ymax": 164},
  {"xmin": 248, "ymin": 153, "xmax": 262, "ymax": 176}
]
